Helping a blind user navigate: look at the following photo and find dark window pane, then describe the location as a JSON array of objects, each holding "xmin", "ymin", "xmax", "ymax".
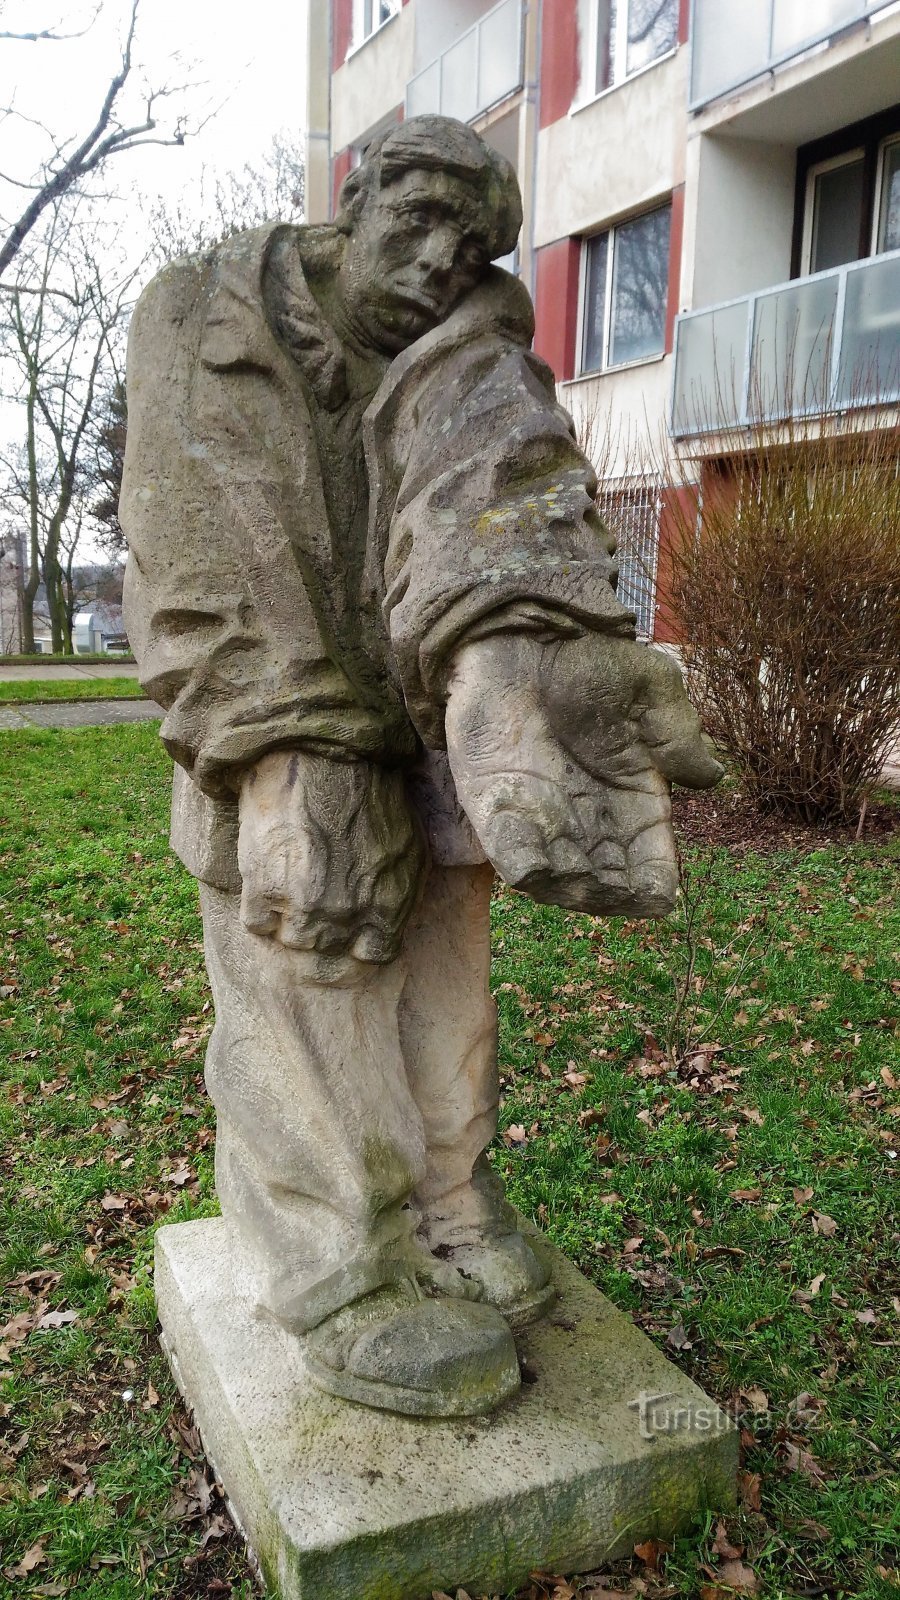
[
  {"xmin": 810, "ymin": 158, "xmax": 865, "ymax": 272},
  {"xmin": 582, "ymin": 231, "xmax": 610, "ymax": 372},
  {"xmin": 626, "ymin": 0, "xmax": 678, "ymax": 75},
  {"xmin": 610, "ymin": 204, "xmax": 671, "ymax": 365}
]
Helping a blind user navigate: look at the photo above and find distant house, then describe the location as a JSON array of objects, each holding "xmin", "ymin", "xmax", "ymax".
[{"xmin": 72, "ymin": 603, "xmax": 129, "ymax": 655}]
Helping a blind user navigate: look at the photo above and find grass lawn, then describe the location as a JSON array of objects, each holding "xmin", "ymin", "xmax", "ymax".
[
  {"xmin": 0, "ymin": 723, "xmax": 897, "ymax": 1600},
  {"xmin": 0, "ymin": 679, "xmax": 143, "ymax": 705}
]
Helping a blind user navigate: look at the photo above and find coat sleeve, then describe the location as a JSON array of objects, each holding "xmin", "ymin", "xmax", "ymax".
[
  {"xmin": 376, "ymin": 293, "xmax": 635, "ymax": 749},
  {"xmin": 121, "ymin": 254, "xmax": 408, "ymax": 798}
]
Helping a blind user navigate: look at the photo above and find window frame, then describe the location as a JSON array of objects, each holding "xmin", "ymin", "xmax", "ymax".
[
  {"xmin": 800, "ymin": 148, "xmax": 866, "ymax": 276},
  {"xmin": 352, "ymin": 0, "xmax": 401, "ymax": 51},
  {"xmin": 578, "ymin": 199, "xmax": 673, "ymax": 377},
  {"xmin": 590, "ymin": 0, "xmax": 679, "ymax": 98},
  {"xmin": 872, "ymin": 132, "xmax": 900, "ymax": 255}
]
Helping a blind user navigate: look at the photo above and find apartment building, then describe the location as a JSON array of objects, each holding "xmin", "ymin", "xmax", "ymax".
[{"xmin": 304, "ymin": 0, "xmax": 900, "ymax": 639}]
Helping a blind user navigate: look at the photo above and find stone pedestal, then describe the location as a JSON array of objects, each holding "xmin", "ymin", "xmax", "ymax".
[{"xmin": 156, "ymin": 1218, "xmax": 737, "ymax": 1600}]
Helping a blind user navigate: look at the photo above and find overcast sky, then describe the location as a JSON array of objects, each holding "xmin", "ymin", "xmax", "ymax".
[{"xmin": 1, "ymin": 0, "xmax": 310, "ymax": 239}]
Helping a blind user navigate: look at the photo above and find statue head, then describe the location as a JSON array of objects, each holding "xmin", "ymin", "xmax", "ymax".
[{"xmin": 334, "ymin": 114, "xmax": 522, "ymax": 354}]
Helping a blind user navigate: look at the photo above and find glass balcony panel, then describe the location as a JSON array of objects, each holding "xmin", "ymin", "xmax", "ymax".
[
  {"xmin": 690, "ymin": 0, "xmax": 770, "ymax": 104},
  {"xmin": 750, "ymin": 276, "xmax": 839, "ymax": 419},
  {"xmin": 441, "ymin": 30, "xmax": 479, "ymax": 122},
  {"xmin": 477, "ymin": 0, "xmax": 522, "ymax": 113},
  {"xmin": 406, "ymin": 60, "xmax": 440, "ymax": 118},
  {"xmin": 771, "ymin": 0, "xmax": 863, "ymax": 60},
  {"xmin": 672, "ymin": 302, "xmax": 750, "ymax": 434},
  {"xmin": 838, "ymin": 254, "xmax": 900, "ymax": 404}
]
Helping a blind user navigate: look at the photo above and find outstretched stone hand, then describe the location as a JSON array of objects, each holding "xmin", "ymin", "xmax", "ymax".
[
  {"xmin": 237, "ymin": 750, "xmax": 425, "ymax": 962},
  {"xmin": 445, "ymin": 628, "xmax": 722, "ymax": 917}
]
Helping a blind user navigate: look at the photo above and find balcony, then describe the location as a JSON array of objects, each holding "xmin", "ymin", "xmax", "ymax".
[
  {"xmin": 406, "ymin": 0, "xmax": 524, "ymax": 123},
  {"xmin": 671, "ymin": 250, "xmax": 900, "ymax": 436},
  {"xmin": 690, "ymin": 0, "xmax": 897, "ymax": 110}
]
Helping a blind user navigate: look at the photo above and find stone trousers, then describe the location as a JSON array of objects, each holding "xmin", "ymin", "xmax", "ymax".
[{"xmin": 199, "ymin": 864, "xmax": 511, "ymax": 1331}]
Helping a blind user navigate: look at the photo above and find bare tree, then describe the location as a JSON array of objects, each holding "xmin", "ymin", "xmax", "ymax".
[
  {"xmin": 0, "ymin": 1, "xmax": 208, "ymax": 284},
  {"xmin": 0, "ymin": 200, "xmax": 140, "ymax": 650},
  {"xmin": 147, "ymin": 131, "xmax": 305, "ymax": 265}
]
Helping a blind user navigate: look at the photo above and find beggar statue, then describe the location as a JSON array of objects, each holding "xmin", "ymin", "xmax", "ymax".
[{"xmin": 121, "ymin": 114, "xmax": 720, "ymax": 1421}]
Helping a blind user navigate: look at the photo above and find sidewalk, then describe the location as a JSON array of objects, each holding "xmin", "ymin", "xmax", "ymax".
[
  {"xmin": 0, "ymin": 700, "xmax": 161, "ymax": 731},
  {"xmin": 0, "ymin": 662, "xmax": 134, "ymax": 682}
]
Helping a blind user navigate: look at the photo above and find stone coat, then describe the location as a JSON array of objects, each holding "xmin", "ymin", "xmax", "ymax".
[{"xmin": 121, "ymin": 224, "xmax": 632, "ymax": 890}]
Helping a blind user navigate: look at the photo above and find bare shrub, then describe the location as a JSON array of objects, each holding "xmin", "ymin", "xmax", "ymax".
[{"xmin": 666, "ymin": 417, "xmax": 900, "ymax": 822}]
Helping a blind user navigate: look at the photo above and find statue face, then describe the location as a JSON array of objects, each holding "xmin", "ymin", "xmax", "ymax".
[{"xmin": 341, "ymin": 166, "xmax": 491, "ymax": 353}]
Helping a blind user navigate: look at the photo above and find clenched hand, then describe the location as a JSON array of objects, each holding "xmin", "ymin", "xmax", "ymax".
[{"xmin": 237, "ymin": 750, "xmax": 426, "ymax": 962}]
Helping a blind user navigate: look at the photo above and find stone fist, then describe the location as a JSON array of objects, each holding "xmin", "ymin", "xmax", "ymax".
[
  {"xmin": 237, "ymin": 750, "xmax": 425, "ymax": 962},
  {"xmin": 445, "ymin": 629, "xmax": 722, "ymax": 918}
]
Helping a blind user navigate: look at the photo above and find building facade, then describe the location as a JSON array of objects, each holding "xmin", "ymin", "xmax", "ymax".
[{"xmin": 305, "ymin": 0, "xmax": 900, "ymax": 640}]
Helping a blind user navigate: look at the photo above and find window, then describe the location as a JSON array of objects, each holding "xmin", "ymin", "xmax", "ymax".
[
  {"xmin": 796, "ymin": 111, "xmax": 900, "ymax": 276},
  {"xmin": 581, "ymin": 203, "xmax": 672, "ymax": 373},
  {"xmin": 594, "ymin": 0, "xmax": 678, "ymax": 95},
  {"xmin": 597, "ymin": 486, "xmax": 660, "ymax": 640},
  {"xmin": 804, "ymin": 152, "xmax": 866, "ymax": 274},
  {"xmin": 355, "ymin": 0, "xmax": 401, "ymax": 45}
]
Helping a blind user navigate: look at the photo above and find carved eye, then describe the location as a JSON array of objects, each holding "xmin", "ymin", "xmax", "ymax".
[
  {"xmin": 408, "ymin": 209, "xmax": 430, "ymax": 228},
  {"xmin": 460, "ymin": 241, "xmax": 487, "ymax": 273}
]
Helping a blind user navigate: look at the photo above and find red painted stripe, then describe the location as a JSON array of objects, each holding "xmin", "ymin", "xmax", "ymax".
[
  {"xmin": 678, "ymin": 0, "xmax": 691, "ymax": 45},
  {"xmin": 653, "ymin": 485, "xmax": 697, "ymax": 643},
  {"xmin": 665, "ymin": 184, "xmax": 685, "ymax": 356},
  {"xmin": 533, "ymin": 237, "xmax": 581, "ymax": 382},
  {"xmin": 332, "ymin": 146, "xmax": 352, "ymax": 219},
  {"xmin": 539, "ymin": 0, "xmax": 579, "ymax": 129},
  {"xmin": 332, "ymin": 0, "xmax": 353, "ymax": 71}
]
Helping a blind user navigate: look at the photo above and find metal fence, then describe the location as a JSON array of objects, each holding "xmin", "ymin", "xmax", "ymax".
[{"xmin": 598, "ymin": 486, "xmax": 661, "ymax": 641}]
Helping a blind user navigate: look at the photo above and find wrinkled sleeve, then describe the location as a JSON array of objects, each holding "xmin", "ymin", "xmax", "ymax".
[
  {"xmin": 121, "ymin": 256, "xmax": 398, "ymax": 799},
  {"xmin": 380, "ymin": 326, "xmax": 635, "ymax": 748}
]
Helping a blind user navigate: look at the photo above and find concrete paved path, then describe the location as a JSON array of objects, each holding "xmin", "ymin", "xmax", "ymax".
[
  {"xmin": 0, "ymin": 661, "xmax": 135, "ymax": 682},
  {"xmin": 0, "ymin": 700, "xmax": 161, "ymax": 731}
]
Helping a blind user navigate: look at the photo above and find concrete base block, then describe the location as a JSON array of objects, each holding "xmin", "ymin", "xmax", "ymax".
[{"xmin": 156, "ymin": 1218, "xmax": 737, "ymax": 1600}]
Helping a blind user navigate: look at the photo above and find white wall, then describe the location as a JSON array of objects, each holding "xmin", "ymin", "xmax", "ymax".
[
  {"xmin": 560, "ymin": 358, "xmax": 674, "ymax": 479},
  {"xmin": 533, "ymin": 48, "xmax": 688, "ymax": 248},
  {"xmin": 332, "ymin": 6, "xmax": 415, "ymax": 152},
  {"xmin": 685, "ymin": 134, "xmax": 796, "ymax": 310}
]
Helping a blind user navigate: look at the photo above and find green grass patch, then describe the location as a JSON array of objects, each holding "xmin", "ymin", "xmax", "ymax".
[
  {"xmin": 0, "ymin": 678, "xmax": 143, "ymax": 704},
  {"xmin": 0, "ymin": 724, "xmax": 897, "ymax": 1598}
]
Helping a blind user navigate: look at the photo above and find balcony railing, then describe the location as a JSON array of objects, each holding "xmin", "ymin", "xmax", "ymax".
[
  {"xmin": 671, "ymin": 250, "xmax": 900, "ymax": 436},
  {"xmin": 690, "ymin": 0, "xmax": 897, "ymax": 109},
  {"xmin": 406, "ymin": 0, "xmax": 524, "ymax": 123}
]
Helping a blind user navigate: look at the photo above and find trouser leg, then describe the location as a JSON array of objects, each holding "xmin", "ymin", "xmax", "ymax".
[
  {"xmin": 199, "ymin": 884, "xmax": 428, "ymax": 1331},
  {"xmin": 398, "ymin": 864, "xmax": 516, "ymax": 1249}
]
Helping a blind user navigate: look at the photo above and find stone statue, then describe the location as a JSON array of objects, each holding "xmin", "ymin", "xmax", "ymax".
[{"xmin": 121, "ymin": 115, "xmax": 720, "ymax": 1423}]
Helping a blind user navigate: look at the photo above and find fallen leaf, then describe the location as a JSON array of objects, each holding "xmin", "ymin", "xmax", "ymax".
[
  {"xmin": 503, "ymin": 1124, "xmax": 527, "ymax": 1147},
  {"xmin": 813, "ymin": 1212, "xmax": 838, "ymax": 1237},
  {"xmin": 739, "ymin": 1384, "xmax": 769, "ymax": 1414},
  {"xmin": 717, "ymin": 1559, "xmax": 759, "ymax": 1592},
  {"xmin": 100, "ymin": 1193, "xmax": 128, "ymax": 1211},
  {"xmin": 854, "ymin": 1308, "xmax": 877, "ymax": 1325},
  {"xmin": 795, "ymin": 1273, "xmax": 826, "ymax": 1303},
  {"xmin": 666, "ymin": 1319, "xmax": 692, "ymax": 1350},
  {"xmin": 633, "ymin": 1538, "xmax": 668, "ymax": 1570},
  {"xmin": 881, "ymin": 1066, "xmax": 898, "ymax": 1090},
  {"xmin": 9, "ymin": 1540, "xmax": 47, "ymax": 1577},
  {"xmin": 783, "ymin": 1441, "xmax": 826, "ymax": 1482},
  {"xmin": 792, "ymin": 1186, "xmax": 814, "ymax": 1205},
  {"xmin": 737, "ymin": 1470, "xmax": 762, "ymax": 1512},
  {"xmin": 36, "ymin": 1309, "xmax": 79, "ymax": 1330},
  {"xmin": 730, "ymin": 1188, "xmax": 761, "ymax": 1203},
  {"xmin": 712, "ymin": 1522, "xmax": 744, "ymax": 1561}
]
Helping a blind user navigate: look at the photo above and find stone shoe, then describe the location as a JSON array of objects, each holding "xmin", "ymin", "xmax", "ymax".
[
  {"xmin": 437, "ymin": 1231, "xmax": 556, "ymax": 1333},
  {"xmin": 303, "ymin": 1282, "xmax": 521, "ymax": 1418}
]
